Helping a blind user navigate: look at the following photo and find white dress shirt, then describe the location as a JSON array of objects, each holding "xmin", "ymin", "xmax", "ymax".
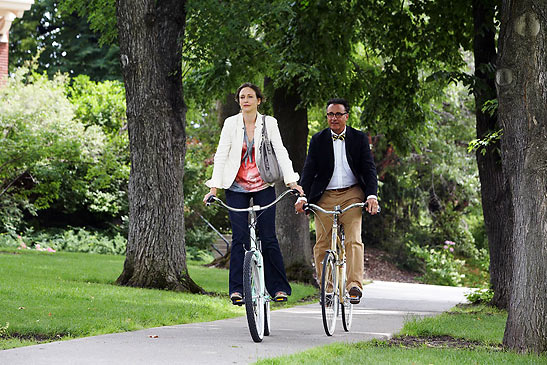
[{"xmin": 326, "ymin": 127, "xmax": 358, "ymax": 190}]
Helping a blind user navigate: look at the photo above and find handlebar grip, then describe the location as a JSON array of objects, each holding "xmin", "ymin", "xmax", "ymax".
[{"xmin": 289, "ymin": 188, "xmax": 306, "ymax": 198}]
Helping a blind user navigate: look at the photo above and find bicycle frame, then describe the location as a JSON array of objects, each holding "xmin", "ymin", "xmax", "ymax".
[{"xmin": 307, "ymin": 203, "xmax": 368, "ymax": 301}]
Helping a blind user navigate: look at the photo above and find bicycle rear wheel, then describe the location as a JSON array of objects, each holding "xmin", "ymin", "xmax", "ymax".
[
  {"xmin": 320, "ymin": 252, "xmax": 338, "ymax": 336},
  {"xmin": 340, "ymin": 267, "xmax": 353, "ymax": 331},
  {"xmin": 243, "ymin": 250, "xmax": 265, "ymax": 342}
]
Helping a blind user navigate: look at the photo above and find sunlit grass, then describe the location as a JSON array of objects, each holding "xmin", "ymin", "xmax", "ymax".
[
  {"xmin": 400, "ymin": 303, "xmax": 507, "ymax": 344},
  {"xmin": 257, "ymin": 342, "xmax": 545, "ymax": 365},
  {"xmin": 256, "ymin": 304, "xmax": 545, "ymax": 365},
  {"xmin": 0, "ymin": 249, "xmax": 316, "ymax": 349}
]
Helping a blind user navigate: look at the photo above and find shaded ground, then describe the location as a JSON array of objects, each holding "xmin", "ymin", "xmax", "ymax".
[
  {"xmin": 364, "ymin": 246, "xmax": 420, "ymax": 283},
  {"xmin": 383, "ymin": 335, "xmax": 502, "ymax": 350}
]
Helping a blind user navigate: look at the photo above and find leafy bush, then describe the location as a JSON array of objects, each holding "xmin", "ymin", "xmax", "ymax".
[
  {"xmin": 0, "ymin": 228, "xmax": 126, "ymax": 255},
  {"xmin": 186, "ymin": 226, "xmax": 217, "ymax": 250},
  {"xmin": 0, "ymin": 67, "xmax": 129, "ymax": 234},
  {"xmin": 0, "ymin": 69, "xmax": 101, "ymax": 231},
  {"xmin": 364, "ymin": 82, "xmax": 484, "ymax": 282},
  {"xmin": 186, "ymin": 245, "xmax": 214, "ymax": 262},
  {"xmin": 408, "ymin": 241, "xmax": 466, "ymax": 286},
  {"xmin": 465, "ymin": 288, "xmax": 494, "ymax": 304},
  {"xmin": 67, "ymin": 75, "xmax": 126, "ymax": 134}
]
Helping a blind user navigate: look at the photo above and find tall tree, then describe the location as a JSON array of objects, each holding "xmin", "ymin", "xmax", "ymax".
[
  {"xmin": 355, "ymin": 0, "xmax": 522, "ymax": 309},
  {"xmin": 271, "ymin": 80, "xmax": 313, "ymax": 282},
  {"xmin": 472, "ymin": 0, "xmax": 514, "ymax": 310},
  {"xmin": 497, "ymin": 0, "xmax": 546, "ymax": 354},
  {"xmin": 115, "ymin": 0, "xmax": 201, "ymax": 292}
]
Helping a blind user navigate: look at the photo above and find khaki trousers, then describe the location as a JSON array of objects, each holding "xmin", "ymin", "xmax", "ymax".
[{"xmin": 313, "ymin": 185, "xmax": 365, "ymax": 290}]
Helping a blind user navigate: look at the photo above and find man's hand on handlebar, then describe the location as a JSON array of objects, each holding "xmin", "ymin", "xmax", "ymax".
[
  {"xmin": 366, "ymin": 197, "xmax": 379, "ymax": 215},
  {"xmin": 294, "ymin": 199, "xmax": 307, "ymax": 214}
]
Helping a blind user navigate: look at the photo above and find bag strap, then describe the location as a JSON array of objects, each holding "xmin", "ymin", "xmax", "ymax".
[{"xmin": 261, "ymin": 115, "xmax": 268, "ymax": 140}]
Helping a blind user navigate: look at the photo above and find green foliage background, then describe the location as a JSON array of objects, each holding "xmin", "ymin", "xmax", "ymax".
[{"xmin": 2, "ymin": 0, "xmax": 492, "ymax": 286}]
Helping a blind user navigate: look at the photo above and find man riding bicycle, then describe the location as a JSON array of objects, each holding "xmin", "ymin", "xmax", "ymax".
[{"xmin": 295, "ymin": 98, "xmax": 378, "ymax": 304}]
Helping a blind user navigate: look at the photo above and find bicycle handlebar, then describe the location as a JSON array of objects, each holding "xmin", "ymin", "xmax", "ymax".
[
  {"xmin": 304, "ymin": 201, "xmax": 381, "ymax": 215},
  {"xmin": 206, "ymin": 188, "xmax": 301, "ymax": 212}
]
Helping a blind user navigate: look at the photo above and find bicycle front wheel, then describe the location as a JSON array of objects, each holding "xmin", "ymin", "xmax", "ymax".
[
  {"xmin": 320, "ymin": 252, "xmax": 338, "ymax": 336},
  {"xmin": 340, "ymin": 266, "xmax": 353, "ymax": 332},
  {"xmin": 243, "ymin": 250, "xmax": 265, "ymax": 342},
  {"xmin": 264, "ymin": 301, "xmax": 271, "ymax": 336}
]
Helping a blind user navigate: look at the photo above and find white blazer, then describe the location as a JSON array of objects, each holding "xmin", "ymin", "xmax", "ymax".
[{"xmin": 206, "ymin": 112, "xmax": 299, "ymax": 189}]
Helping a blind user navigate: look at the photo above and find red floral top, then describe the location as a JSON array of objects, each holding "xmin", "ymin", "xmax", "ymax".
[{"xmin": 232, "ymin": 143, "xmax": 268, "ymax": 192}]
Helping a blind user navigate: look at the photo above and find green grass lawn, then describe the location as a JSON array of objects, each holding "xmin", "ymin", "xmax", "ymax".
[
  {"xmin": 0, "ymin": 249, "xmax": 316, "ymax": 350},
  {"xmin": 257, "ymin": 304, "xmax": 546, "ymax": 364}
]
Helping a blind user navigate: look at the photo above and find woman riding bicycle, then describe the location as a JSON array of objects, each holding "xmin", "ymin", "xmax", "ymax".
[{"xmin": 203, "ymin": 82, "xmax": 304, "ymax": 305}]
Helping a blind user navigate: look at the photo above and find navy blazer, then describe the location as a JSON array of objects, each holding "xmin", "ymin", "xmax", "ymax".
[{"xmin": 300, "ymin": 126, "xmax": 378, "ymax": 204}]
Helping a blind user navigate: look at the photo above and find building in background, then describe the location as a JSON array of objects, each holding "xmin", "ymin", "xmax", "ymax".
[{"xmin": 0, "ymin": 0, "xmax": 33, "ymax": 85}]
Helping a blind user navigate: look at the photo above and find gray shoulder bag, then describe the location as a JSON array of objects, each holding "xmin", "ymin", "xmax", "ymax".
[{"xmin": 258, "ymin": 115, "xmax": 283, "ymax": 183}]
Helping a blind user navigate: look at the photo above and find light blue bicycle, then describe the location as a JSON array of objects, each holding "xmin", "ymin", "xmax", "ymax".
[{"xmin": 207, "ymin": 189, "xmax": 299, "ymax": 342}]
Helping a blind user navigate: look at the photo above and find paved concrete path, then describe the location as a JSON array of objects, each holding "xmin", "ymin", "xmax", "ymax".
[{"xmin": 0, "ymin": 281, "xmax": 470, "ymax": 365}]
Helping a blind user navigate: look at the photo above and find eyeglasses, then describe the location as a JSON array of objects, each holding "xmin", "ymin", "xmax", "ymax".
[{"xmin": 326, "ymin": 112, "xmax": 348, "ymax": 119}]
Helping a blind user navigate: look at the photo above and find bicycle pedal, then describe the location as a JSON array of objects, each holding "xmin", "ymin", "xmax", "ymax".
[
  {"xmin": 231, "ymin": 296, "xmax": 245, "ymax": 306},
  {"xmin": 349, "ymin": 296, "xmax": 361, "ymax": 304}
]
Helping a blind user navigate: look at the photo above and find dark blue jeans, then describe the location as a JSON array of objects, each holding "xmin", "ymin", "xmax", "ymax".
[{"xmin": 226, "ymin": 186, "xmax": 292, "ymax": 297}]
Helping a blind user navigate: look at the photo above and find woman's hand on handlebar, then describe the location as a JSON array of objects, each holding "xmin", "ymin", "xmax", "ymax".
[
  {"xmin": 203, "ymin": 187, "xmax": 217, "ymax": 205},
  {"xmin": 288, "ymin": 182, "xmax": 304, "ymax": 197}
]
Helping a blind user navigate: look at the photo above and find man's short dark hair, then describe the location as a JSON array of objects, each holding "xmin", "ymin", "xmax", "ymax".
[{"xmin": 326, "ymin": 98, "xmax": 350, "ymax": 113}]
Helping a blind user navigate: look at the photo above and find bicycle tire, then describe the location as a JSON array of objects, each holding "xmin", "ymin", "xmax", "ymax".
[
  {"xmin": 320, "ymin": 252, "xmax": 338, "ymax": 336},
  {"xmin": 243, "ymin": 250, "xmax": 265, "ymax": 342},
  {"xmin": 264, "ymin": 301, "xmax": 271, "ymax": 336},
  {"xmin": 340, "ymin": 266, "xmax": 353, "ymax": 331}
]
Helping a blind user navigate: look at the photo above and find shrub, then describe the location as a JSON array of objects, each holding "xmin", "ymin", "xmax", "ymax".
[
  {"xmin": 0, "ymin": 228, "xmax": 126, "ymax": 255},
  {"xmin": 465, "ymin": 288, "xmax": 494, "ymax": 304},
  {"xmin": 0, "ymin": 67, "xmax": 129, "ymax": 233},
  {"xmin": 408, "ymin": 241, "xmax": 466, "ymax": 286}
]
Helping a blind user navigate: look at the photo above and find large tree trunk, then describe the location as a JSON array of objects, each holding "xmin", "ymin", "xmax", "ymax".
[
  {"xmin": 497, "ymin": 0, "xmax": 547, "ymax": 354},
  {"xmin": 472, "ymin": 0, "xmax": 514, "ymax": 309},
  {"xmin": 116, "ymin": 0, "xmax": 202, "ymax": 293},
  {"xmin": 216, "ymin": 93, "xmax": 240, "ymax": 127},
  {"xmin": 270, "ymin": 81, "xmax": 314, "ymax": 284}
]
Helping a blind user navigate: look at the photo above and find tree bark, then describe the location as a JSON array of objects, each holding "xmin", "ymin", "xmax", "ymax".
[
  {"xmin": 271, "ymin": 81, "xmax": 315, "ymax": 284},
  {"xmin": 116, "ymin": 0, "xmax": 202, "ymax": 293},
  {"xmin": 497, "ymin": 0, "xmax": 547, "ymax": 353},
  {"xmin": 472, "ymin": 0, "xmax": 514, "ymax": 309},
  {"xmin": 216, "ymin": 93, "xmax": 240, "ymax": 127}
]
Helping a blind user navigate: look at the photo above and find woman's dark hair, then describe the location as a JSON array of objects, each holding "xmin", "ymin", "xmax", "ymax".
[
  {"xmin": 326, "ymin": 98, "xmax": 350, "ymax": 113},
  {"xmin": 235, "ymin": 82, "xmax": 264, "ymax": 103}
]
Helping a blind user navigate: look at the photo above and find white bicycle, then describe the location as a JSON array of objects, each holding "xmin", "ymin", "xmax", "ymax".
[{"xmin": 206, "ymin": 189, "xmax": 299, "ymax": 342}]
